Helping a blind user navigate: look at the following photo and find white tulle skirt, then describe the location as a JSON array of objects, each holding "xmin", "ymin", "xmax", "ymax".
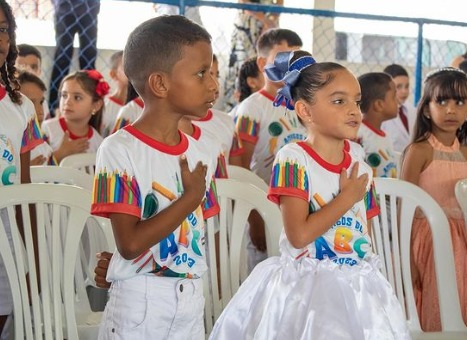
[{"xmin": 209, "ymin": 255, "xmax": 410, "ymax": 340}]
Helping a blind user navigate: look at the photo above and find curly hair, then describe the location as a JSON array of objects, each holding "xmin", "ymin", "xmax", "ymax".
[{"xmin": 0, "ymin": 0, "xmax": 21, "ymax": 104}]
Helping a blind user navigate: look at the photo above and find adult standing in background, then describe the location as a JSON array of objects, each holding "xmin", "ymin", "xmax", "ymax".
[
  {"xmin": 222, "ymin": 0, "xmax": 283, "ymax": 111},
  {"xmin": 48, "ymin": 0, "xmax": 100, "ymax": 116}
]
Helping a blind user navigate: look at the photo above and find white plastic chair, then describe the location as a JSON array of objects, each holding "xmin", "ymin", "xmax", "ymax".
[
  {"xmin": 454, "ymin": 178, "xmax": 467, "ymax": 227},
  {"xmin": 29, "ymin": 165, "xmax": 114, "ymax": 337},
  {"xmin": 203, "ymin": 179, "xmax": 282, "ymax": 334},
  {"xmin": 0, "ymin": 183, "xmax": 107, "ymax": 339},
  {"xmin": 226, "ymin": 165, "xmax": 269, "ymax": 192},
  {"xmin": 372, "ymin": 178, "xmax": 467, "ymax": 339},
  {"xmin": 59, "ymin": 152, "xmax": 97, "ymax": 176}
]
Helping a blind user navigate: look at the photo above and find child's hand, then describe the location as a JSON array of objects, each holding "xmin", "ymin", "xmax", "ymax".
[
  {"xmin": 30, "ymin": 154, "xmax": 46, "ymax": 166},
  {"xmin": 179, "ymin": 154, "xmax": 208, "ymax": 204},
  {"xmin": 60, "ymin": 131, "xmax": 89, "ymax": 155},
  {"xmin": 94, "ymin": 251, "xmax": 113, "ymax": 289},
  {"xmin": 339, "ymin": 163, "xmax": 368, "ymax": 205}
]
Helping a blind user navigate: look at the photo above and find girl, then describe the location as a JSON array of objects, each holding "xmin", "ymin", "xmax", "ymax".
[
  {"xmin": 401, "ymin": 67, "xmax": 467, "ymax": 331},
  {"xmin": 41, "ymin": 70, "xmax": 108, "ymax": 163},
  {"xmin": 235, "ymin": 57, "xmax": 265, "ymax": 104},
  {"xmin": 210, "ymin": 51, "xmax": 409, "ymax": 339},
  {"xmin": 0, "ymin": 0, "xmax": 42, "ymax": 335}
]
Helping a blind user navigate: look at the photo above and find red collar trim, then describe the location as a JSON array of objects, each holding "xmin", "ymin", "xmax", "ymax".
[
  {"xmin": 0, "ymin": 86, "xmax": 6, "ymax": 101},
  {"xmin": 59, "ymin": 117, "xmax": 93, "ymax": 140},
  {"xmin": 363, "ymin": 121, "xmax": 386, "ymax": 137},
  {"xmin": 124, "ymin": 125, "xmax": 188, "ymax": 155},
  {"xmin": 108, "ymin": 96, "xmax": 124, "ymax": 106},
  {"xmin": 134, "ymin": 97, "xmax": 144, "ymax": 108},
  {"xmin": 198, "ymin": 109, "xmax": 213, "ymax": 122},
  {"xmin": 190, "ymin": 124, "xmax": 201, "ymax": 141},
  {"xmin": 259, "ymin": 89, "xmax": 287, "ymax": 107},
  {"xmin": 298, "ymin": 141, "xmax": 351, "ymax": 173}
]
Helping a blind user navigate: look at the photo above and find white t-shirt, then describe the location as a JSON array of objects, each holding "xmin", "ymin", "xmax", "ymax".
[
  {"xmin": 234, "ymin": 89, "xmax": 306, "ymax": 183},
  {"xmin": 381, "ymin": 103, "xmax": 416, "ymax": 153},
  {"xmin": 41, "ymin": 117, "xmax": 103, "ymax": 154},
  {"xmin": 91, "ymin": 125, "xmax": 216, "ymax": 281},
  {"xmin": 112, "ymin": 97, "xmax": 144, "ymax": 132},
  {"xmin": 30, "ymin": 140, "xmax": 55, "ymax": 165},
  {"xmin": 268, "ymin": 140, "xmax": 379, "ymax": 265},
  {"xmin": 101, "ymin": 96, "xmax": 124, "ymax": 138},
  {"xmin": 356, "ymin": 122, "xmax": 398, "ymax": 178},
  {"xmin": 0, "ymin": 89, "xmax": 42, "ymax": 185},
  {"xmin": 193, "ymin": 109, "xmax": 243, "ymax": 178}
]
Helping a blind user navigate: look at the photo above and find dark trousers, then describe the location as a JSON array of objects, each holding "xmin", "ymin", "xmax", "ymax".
[{"xmin": 48, "ymin": 11, "xmax": 98, "ymax": 114}]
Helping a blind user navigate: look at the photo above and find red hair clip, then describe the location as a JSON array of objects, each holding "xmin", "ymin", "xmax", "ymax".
[{"xmin": 85, "ymin": 69, "xmax": 110, "ymax": 98}]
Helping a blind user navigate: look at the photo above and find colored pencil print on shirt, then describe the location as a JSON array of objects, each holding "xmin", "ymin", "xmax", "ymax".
[{"xmin": 92, "ymin": 169, "xmax": 142, "ymax": 209}]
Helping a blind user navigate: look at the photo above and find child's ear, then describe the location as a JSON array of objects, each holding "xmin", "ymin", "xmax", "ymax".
[
  {"xmin": 93, "ymin": 98, "xmax": 104, "ymax": 113},
  {"xmin": 109, "ymin": 69, "xmax": 117, "ymax": 81},
  {"xmin": 257, "ymin": 56, "xmax": 267, "ymax": 73},
  {"xmin": 373, "ymin": 99, "xmax": 384, "ymax": 112},
  {"xmin": 148, "ymin": 72, "xmax": 168, "ymax": 98},
  {"xmin": 295, "ymin": 100, "xmax": 312, "ymax": 123}
]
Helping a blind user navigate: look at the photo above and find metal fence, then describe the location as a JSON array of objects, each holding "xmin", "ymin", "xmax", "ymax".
[{"xmin": 9, "ymin": 0, "xmax": 467, "ymax": 111}]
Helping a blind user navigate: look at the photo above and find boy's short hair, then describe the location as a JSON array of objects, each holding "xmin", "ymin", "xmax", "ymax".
[
  {"xmin": 256, "ymin": 28, "xmax": 303, "ymax": 57},
  {"xmin": 109, "ymin": 50, "xmax": 123, "ymax": 70},
  {"xmin": 124, "ymin": 15, "xmax": 211, "ymax": 95},
  {"xmin": 358, "ymin": 72, "xmax": 393, "ymax": 113},
  {"xmin": 383, "ymin": 64, "xmax": 408, "ymax": 78},
  {"xmin": 17, "ymin": 43, "xmax": 42, "ymax": 61},
  {"xmin": 17, "ymin": 70, "xmax": 47, "ymax": 92}
]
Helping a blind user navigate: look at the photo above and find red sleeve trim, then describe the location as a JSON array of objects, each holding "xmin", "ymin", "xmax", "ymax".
[
  {"xmin": 267, "ymin": 187, "xmax": 309, "ymax": 205},
  {"xmin": 91, "ymin": 203, "xmax": 141, "ymax": 219}
]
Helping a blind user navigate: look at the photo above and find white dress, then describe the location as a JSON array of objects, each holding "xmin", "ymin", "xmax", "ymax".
[{"xmin": 209, "ymin": 141, "xmax": 410, "ymax": 340}]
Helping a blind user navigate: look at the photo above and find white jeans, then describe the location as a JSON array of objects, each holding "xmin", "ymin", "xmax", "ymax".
[{"xmin": 98, "ymin": 275, "xmax": 205, "ymax": 340}]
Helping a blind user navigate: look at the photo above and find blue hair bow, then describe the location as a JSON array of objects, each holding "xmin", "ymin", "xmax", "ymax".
[{"xmin": 265, "ymin": 52, "xmax": 316, "ymax": 110}]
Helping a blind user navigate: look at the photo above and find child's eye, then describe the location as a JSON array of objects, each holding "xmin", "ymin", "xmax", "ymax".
[
  {"xmin": 332, "ymin": 99, "xmax": 344, "ymax": 105},
  {"xmin": 356, "ymin": 100, "xmax": 362, "ymax": 108},
  {"xmin": 436, "ymin": 99, "xmax": 447, "ymax": 106},
  {"xmin": 74, "ymin": 95, "xmax": 82, "ymax": 101},
  {"xmin": 197, "ymin": 70, "xmax": 206, "ymax": 78},
  {"xmin": 457, "ymin": 100, "xmax": 465, "ymax": 106},
  {"xmin": 0, "ymin": 27, "xmax": 9, "ymax": 34}
]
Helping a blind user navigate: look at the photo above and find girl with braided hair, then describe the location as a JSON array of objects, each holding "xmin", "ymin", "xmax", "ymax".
[{"xmin": 0, "ymin": 0, "xmax": 43, "ymax": 335}]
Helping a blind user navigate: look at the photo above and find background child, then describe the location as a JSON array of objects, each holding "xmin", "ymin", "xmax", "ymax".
[
  {"xmin": 91, "ymin": 15, "xmax": 218, "ymax": 339},
  {"xmin": 233, "ymin": 28, "xmax": 306, "ymax": 271},
  {"xmin": 17, "ymin": 70, "xmax": 55, "ymax": 165},
  {"xmin": 41, "ymin": 70, "xmax": 107, "ymax": 163},
  {"xmin": 229, "ymin": 57, "xmax": 265, "ymax": 118},
  {"xmin": 101, "ymin": 50, "xmax": 128, "ymax": 137},
  {"xmin": 111, "ymin": 82, "xmax": 143, "ymax": 133},
  {"xmin": 357, "ymin": 72, "xmax": 399, "ymax": 178},
  {"xmin": 401, "ymin": 67, "xmax": 467, "ymax": 331},
  {"xmin": 210, "ymin": 50, "xmax": 409, "ymax": 340},
  {"xmin": 382, "ymin": 63, "xmax": 416, "ymax": 152},
  {"xmin": 0, "ymin": 1, "xmax": 42, "ymax": 336},
  {"xmin": 16, "ymin": 43, "xmax": 51, "ymax": 120}
]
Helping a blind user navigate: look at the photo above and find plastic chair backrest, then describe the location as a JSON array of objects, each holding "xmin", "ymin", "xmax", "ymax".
[
  {"xmin": 0, "ymin": 184, "xmax": 95, "ymax": 339},
  {"xmin": 372, "ymin": 178, "xmax": 467, "ymax": 333},
  {"xmin": 59, "ymin": 152, "xmax": 97, "ymax": 176},
  {"xmin": 454, "ymin": 178, "xmax": 467, "ymax": 226},
  {"xmin": 203, "ymin": 178, "xmax": 282, "ymax": 333},
  {"xmin": 31, "ymin": 165, "xmax": 94, "ymax": 191},
  {"xmin": 226, "ymin": 165, "xmax": 269, "ymax": 192}
]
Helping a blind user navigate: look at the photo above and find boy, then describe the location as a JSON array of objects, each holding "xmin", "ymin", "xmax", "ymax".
[
  {"xmin": 17, "ymin": 71, "xmax": 55, "ymax": 165},
  {"xmin": 16, "ymin": 43, "xmax": 51, "ymax": 120},
  {"xmin": 90, "ymin": 16, "xmax": 218, "ymax": 339},
  {"xmin": 232, "ymin": 28, "xmax": 306, "ymax": 270},
  {"xmin": 16, "ymin": 43, "xmax": 42, "ymax": 76},
  {"xmin": 357, "ymin": 72, "xmax": 399, "ymax": 178},
  {"xmin": 381, "ymin": 64, "xmax": 416, "ymax": 152},
  {"xmin": 101, "ymin": 51, "xmax": 128, "ymax": 137}
]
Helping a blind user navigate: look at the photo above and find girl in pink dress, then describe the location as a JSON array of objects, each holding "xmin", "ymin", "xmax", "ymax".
[{"xmin": 401, "ymin": 67, "xmax": 467, "ymax": 331}]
